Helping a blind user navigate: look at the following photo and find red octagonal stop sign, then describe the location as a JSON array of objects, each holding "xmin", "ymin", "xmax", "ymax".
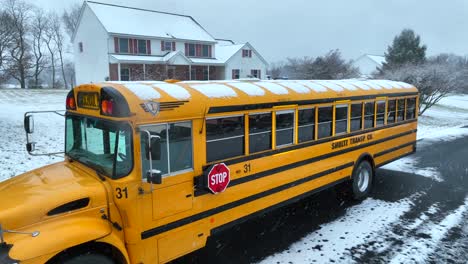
[{"xmin": 206, "ymin": 163, "xmax": 231, "ymax": 194}]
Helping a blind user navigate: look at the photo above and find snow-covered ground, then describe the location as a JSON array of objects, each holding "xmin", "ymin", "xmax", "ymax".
[{"xmin": 1, "ymin": 90, "xmax": 468, "ymax": 263}]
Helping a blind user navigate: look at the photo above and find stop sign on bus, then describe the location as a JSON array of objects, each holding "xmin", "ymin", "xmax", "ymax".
[{"xmin": 206, "ymin": 163, "xmax": 230, "ymax": 194}]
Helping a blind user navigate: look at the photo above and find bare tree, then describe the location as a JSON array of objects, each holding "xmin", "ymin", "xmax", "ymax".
[
  {"xmin": 0, "ymin": 10, "xmax": 14, "ymax": 82},
  {"xmin": 62, "ymin": 3, "xmax": 81, "ymax": 40},
  {"xmin": 43, "ymin": 15, "xmax": 57, "ymax": 88},
  {"xmin": 4, "ymin": 0, "xmax": 34, "ymax": 88},
  {"xmin": 30, "ymin": 8, "xmax": 47, "ymax": 88},
  {"xmin": 50, "ymin": 13, "xmax": 68, "ymax": 89},
  {"xmin": 381, "ymin": 62, "xmax": 463, "ymax": 115}
]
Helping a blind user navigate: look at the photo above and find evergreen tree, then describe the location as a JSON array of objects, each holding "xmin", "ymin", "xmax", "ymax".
[{"xmin": 382, "ymin": 29, "xmax": 427, "ymax": 71}]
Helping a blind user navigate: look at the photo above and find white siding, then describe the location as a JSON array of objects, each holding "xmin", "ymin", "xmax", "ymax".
[
  {"xmin": 354, "ymin": 56, "xmax": 381, "ymax": 77},
  {"xmin": 224, "ymin": 45, "xmax": 267, "ymax": 80},
  {"xmin": 74, "ymin": 5, "xmax": 110, "ymax": 85}
]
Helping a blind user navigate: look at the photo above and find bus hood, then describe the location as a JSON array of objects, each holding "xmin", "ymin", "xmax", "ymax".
[{"xmin": 0, "ymin": 161, "xmax": 108, "ymax": 231}]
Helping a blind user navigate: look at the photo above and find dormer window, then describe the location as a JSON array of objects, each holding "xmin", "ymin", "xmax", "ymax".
[
  {"xmin": 242, "ymin": 49, "xmax": 252, "ymax": 58},
  {"xmin": 162, "ymin": 41, "xmax": 176, "ymax": 52}
]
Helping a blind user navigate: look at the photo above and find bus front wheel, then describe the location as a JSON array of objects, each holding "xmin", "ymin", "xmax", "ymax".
[{"xmin": 351, "ymin": 160, "xmax": 373, "ymax": 200}]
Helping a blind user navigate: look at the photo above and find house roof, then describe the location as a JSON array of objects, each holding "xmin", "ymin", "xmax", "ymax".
[
  {"xmin": 216, "ymin": 44, "xmax": 246, "ymax": 63},
  {"xmin": 357, "ymin": 54, "xmax": 386, "ymax": 66},
  {"xmin": 84, "ymin": 1, "xmax": 216, "ymax": 42}
]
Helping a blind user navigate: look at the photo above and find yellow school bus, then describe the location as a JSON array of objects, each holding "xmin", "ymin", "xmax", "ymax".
[{"xmin": 0, "ymin": 79, "xmax": 418, "ymax": 263}]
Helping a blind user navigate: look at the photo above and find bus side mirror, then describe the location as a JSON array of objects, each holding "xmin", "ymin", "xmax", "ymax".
[
  {"xmin": 146, "ymin": 136, "xmax": 161, "ymax": 161},
  {"xmin": 24, "ymin": 115, "xmax": 34, "ymax": 134},
  {"xmin": 147, "ymin": 170, "xmax": 162, "ymax": 184}
]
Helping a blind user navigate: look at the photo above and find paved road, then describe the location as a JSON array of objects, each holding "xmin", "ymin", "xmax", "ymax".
[{"xmin": 174, "ymin": 134, "xmax": 468, "ymax": 264}]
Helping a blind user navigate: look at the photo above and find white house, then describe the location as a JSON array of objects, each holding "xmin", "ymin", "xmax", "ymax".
[
  {"xmin": 73, "ymin": 1, "xmax": 268, "ymax": 84},
  {"xmin": 354, "ymin": 54, "xmax": 386, "ymax": 77}
]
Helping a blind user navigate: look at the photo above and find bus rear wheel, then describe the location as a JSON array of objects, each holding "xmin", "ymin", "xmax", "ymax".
[{"xmin": 351, "ymin": 160, "xmax": 373, "ymax": 200}]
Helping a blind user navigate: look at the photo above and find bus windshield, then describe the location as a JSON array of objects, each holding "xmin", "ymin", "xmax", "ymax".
[{"xmin": 65, "ymin": 115, "xmax": 133, "ymax": 178}]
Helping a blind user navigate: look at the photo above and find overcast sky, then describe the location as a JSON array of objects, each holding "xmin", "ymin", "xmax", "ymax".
[{"xmin": 30, "ymin": 0, "xmax": 468, "ymax": 63}]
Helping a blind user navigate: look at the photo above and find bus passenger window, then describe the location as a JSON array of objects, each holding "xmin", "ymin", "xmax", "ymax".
[
  {"xmin": 249, "ymin": 113, "xmax": 272, "ymax": 153},
  {"xmin": 276, "ymin": 110, "xmax": 294, "ymax": 147},
  {"xmin": 406, "ymin": 98, "xmax": 417, "ymax": 119},
  {"xmin": 364, "ymin": 102, "xmax": 375, "ymax": 129},
  {"xmin": 387, "ymin": 100, "xmax": 396, "ymax": 123},
  {"xmin": 298, "ymin": 108, "xmax": 315, "ymax": 143},
  {"xmin": 318, "ymin": 106, "xmax": 332, "ymax": 139},
  {"xmin": 141, "ymin": 124, "xmax": 169, "ymax": 175},
  {"xmin": 168, "ymin": 122, "xmax": 193, "ymax": 172},
  {"xmin": 397, "ymin": 99, "xmax": 405, "ymax": 121},
  {"xmin": 140, "ymin": 121, "xmax": 193, "ymax": 177},
  {"xmin": 376, "ymin": 100, "xmax": 386, "ymax": 126},
  {"xmin": 350, "ymin": 103, "xmax": 362, "ymax": 131},
  {"xmin": 206, "ymin": 116, "xmax": 244, "ymax": 162},
  {"xmin": 335, "ymin": 104, "xmax": 348, "ymax": 134}
]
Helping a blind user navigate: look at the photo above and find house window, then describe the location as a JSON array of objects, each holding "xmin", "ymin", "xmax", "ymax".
[
  {"xmin": 119, "ymin": 38, "xmax": 129, "ymax": 53},
  {"xmin": 242, "ymin": 49, "xmax": 252, "ymax": 58},
  {"xmin": 162, "ymin": 41, "xmax": 174, "ymax": 52},
  {"xmin": 251, "ymin": 69, "xmax": 261, "ymax": 79},
  {"xmin": 138, "ymin": 39, "xmax": 147, "ymax": 54},
  {"xmin": 232, "ymin": 69, "xmax": 240, "ymax": 79},
  {"xmin": 185, "ymin": 43, "xmax": 211, "ymax": 57},
  {"xmin": 120, "ymin": 68, "xmax": 130, "ymax": 81},
  {"xmin": 78, "ymin": 42, "xmax": 83, "ymax": 53}
]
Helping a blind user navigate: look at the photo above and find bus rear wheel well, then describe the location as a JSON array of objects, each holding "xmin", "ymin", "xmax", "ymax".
[
  {"xmin": 354, "ymin": 153, "xmax": 375, "ymax": 176},
  {"xmin": 46, "ymin": 241, "xmax": 126, "ymax": 264}
]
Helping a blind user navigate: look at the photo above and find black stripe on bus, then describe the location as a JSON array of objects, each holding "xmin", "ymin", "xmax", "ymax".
[
  {"xmin": 203, "ymin": 119, "xmax": 417, "ymax": 169},
  {"xmin": 207, "ymin": 92, "xmax": 419, "ymax": 114},
  {"xmin": 141, "ymin": 162, "xmax": 354, "ymax": 240},
  {"xmin": 374, "ymin": 141, "xmax": 416, "ymax": 158},
  {"xmin": 210, "ymin": 177, "xmax": 350, "ymax": 236},
  {"xmin": 194, "ymin": 129, "xmax": 417, "ymax": 197}
]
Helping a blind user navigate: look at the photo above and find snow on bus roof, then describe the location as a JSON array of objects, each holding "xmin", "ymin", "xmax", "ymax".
[
  {"xmin": 227, "ymin": 82, "xmax": 265, "ymax": 96},
  {"xmin": 190, "ymin": 84, "xmax": 238, "ymax": 98},
  {"xmin": 255, "ymin": 82, "xmax": 289, "ymax": 95},
  {"xmin": 277, "ymin": 81, "xmax": 310, "ymax": 94},
  {"xmin": 313, "ymin": 81, "xmax": 345, "ymax": 92},
  {"xmin": 122, "ymin": 83, "xmax": 161, "ymax": 100},
  {"xmin": 151, "ymin": 83, "xmax": 191, "ymax": 100}
]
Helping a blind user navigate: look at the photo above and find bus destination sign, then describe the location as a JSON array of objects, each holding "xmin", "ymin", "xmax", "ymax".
[{"xmin": 77, "ymin": 92, "xmax": 99, "ymax": 110}]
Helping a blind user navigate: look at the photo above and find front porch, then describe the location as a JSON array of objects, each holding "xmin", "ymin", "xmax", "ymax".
[{"xmin": 108, "ymin": 64, "xmax": 223, "ymax": 81}]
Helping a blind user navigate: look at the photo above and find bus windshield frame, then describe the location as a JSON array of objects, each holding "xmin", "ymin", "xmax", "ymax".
[{"xmin": 65, "ymin": 114, "xmax": 133, "ymax": 179}]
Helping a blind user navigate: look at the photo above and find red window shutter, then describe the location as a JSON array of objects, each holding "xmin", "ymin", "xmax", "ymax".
[
  {"xmin": 196, "ymin": 44, "xmax": 201, "ymax": 57},
  {"xmin": 114, "ymin": 37, "xmax": 119, "ymax": 53},
  {"xmin": 172, "ymin": 42, "xmax": 176, "ymax": 51},
  {"xmin": 185, "ymin": 43, "xmax": 189, "ymax": 55},
  {"xmin": 133, "ymin": 39, "xmax": 138, "ymax": 54},
  {"xmin": 147, "ymin": 40, "xmax": 151, "ymax": 54},
  {"xmin": 129, "ymin": 39, "xmax": 133, "ymax": 53},
  {"xmin": 161, "ymin": 41, "xmax": 164, "ymax": 51},
  {"xmin": 232, "ymin": 69, "xmax": 235, "ymax": 79}
]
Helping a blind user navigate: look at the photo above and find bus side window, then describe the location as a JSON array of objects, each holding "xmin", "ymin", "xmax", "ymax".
[
  {"xmin": 350, "ymin": 103, "xmax": 362, "ymax": 131},
  {"xmin": 206, "ymin": 116, "xmax": 244, "ymax": 162},
  {"xmin": 397, "ymin": 99, "xmax": 405, "ymax": 121},
  {"xmin": 376, "ymin": 100, "xmax": 386, "ymax": 126},
  {"xmin": 387, "ymin": 99, "xmax": 396, "ymax": 123},
  {"xmin": 335, "ymin": 104, "xmax": 348, "ymax": 134},
  {"xmin": 249, "ymin": 113, "xmax": 272, "ymax": 153},
  {"xmin": 364, "ymin": 102, "xmax": 375, "ymax": 129},
  {"xmin": 298, "ymin": 108, "xmax": 315, "ymax": 143},
  {"xmin": 406, "ymin": 98, "xmax": 417, "ymax": 119},
  {"xmin": 318, "ymin": 106, "xmax": 332, "ymax": 139},
  {"xmin": 276, "ymin": 110, "xmax": 294, "ymax": 147}
]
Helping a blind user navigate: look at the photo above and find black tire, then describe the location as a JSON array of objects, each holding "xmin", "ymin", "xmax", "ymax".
[
  {"xmin": 63, "ymin": 253, "xmax": 115, "ymax": 264},
  {"xmin": 351, "ymin": 160, "xmax": 374, "ymax": 200}
]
